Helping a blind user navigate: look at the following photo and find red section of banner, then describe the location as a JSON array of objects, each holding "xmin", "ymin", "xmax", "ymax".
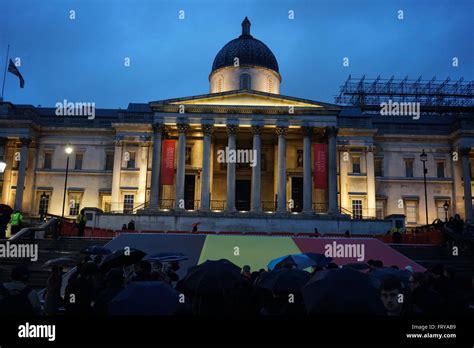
[
  {"xmin": 313, "ymin": 143, "xmax": 328, "ymax": 189},
  {"xmin": 161, "ymin": 140, "xmax": 176, "ymax": 185}
]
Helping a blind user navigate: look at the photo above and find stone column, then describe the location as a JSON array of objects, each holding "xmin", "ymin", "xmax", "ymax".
[
  {"xmin": 175, "ymin": 123, "xmax": 188, "ymax": 210},
  {"xmin": 461, "ymin": 147, "xmax": 472, "ymax": 223},
  {"xmin": 0, "ymin": 137, "xmax": 6, "ymax": 201},
  {"xmin": 251, "ymin": 126, "xmax": 262, "ymax": 211},
  {"xmin": 111, "ymin": 137, "xmax": 123, "ymax": 212},
  {"xmin": 225, "ymin": 125, "xmax": 238, "ymax": 211},
  {"xmin": 137, "ymin": 138, "xmax": 149, "ymax": 206},
  {"xmin": 276, "ymin": 126, "xmax": 287, "ymax": 213},
  {"xmin": 149, "ymin": 124, "xmax": 164, "ymax": 209},
  {"xmin": 14, "ymin": 138, "xmax": 31, "ymax": 211},
  {"xmin": 366, "ymin": 146, "xmax": 376, "ymax": 218},
  {"xmin": 302, "ymin": 127, "xmax": 313, "ymax": 213},
  {"xmin": 200, "ymin": 125, "xmax": 214, "ymax": 211},
  {"xmin": 327, "ymin": 127, "xmax": 339, "ymax": 214}
]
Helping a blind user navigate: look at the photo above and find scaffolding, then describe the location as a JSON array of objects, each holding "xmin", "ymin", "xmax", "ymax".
[{"xmin": 335, "ymin": 75, "xmax": 474, "ymax": 113}]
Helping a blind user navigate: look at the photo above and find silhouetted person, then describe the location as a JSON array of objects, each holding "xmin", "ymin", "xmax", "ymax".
[
  {"xmin": 127, "ymin": 219, "xmax": 135, "ymax": 231},
  {"xmin": 44, "ymin": 265, "xmax": 63, "ymax": 315}
]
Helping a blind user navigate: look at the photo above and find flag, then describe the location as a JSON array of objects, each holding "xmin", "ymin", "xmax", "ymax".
[{"xmin": 8, "ymin": 59, "xmax": 24, "ymax": 88}]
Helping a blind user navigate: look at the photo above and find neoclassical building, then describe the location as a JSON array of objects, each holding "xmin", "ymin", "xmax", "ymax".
[{"xmin": 0, "ymin": 18, "xmax": 473, "ymax": 230}]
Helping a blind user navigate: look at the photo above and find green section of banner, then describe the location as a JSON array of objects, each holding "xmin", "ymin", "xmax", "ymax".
[{"xmin": 198, "ymin": 235, "xmax": 302, "ymax": 271}]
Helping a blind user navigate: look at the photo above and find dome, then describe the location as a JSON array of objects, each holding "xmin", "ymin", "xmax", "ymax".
[{"xmin": 211, "ymin": 17, "xmax": 279, "ymax": 74}]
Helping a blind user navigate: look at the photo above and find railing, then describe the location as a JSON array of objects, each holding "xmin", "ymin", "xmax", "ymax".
[
  {"xmin": 262, "ymin": 201, "xmax": 276, "ymax": 212},
  {"xmin": 339, "ymin": 206, "xmax": 378, "ymax": 220},
  {"xmin": 313, "ymin": 203, "xmax": 329, "ymax": 213},
  {"xmin": 210, "ymin": 200, "xmax": 226, "ymax": 211},
  {"xmin": 9, "ymin": 217, "xmax": 61, "ymax": 241}
]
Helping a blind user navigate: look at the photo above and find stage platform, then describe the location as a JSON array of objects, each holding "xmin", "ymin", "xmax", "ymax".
[{"xmin": 103, "ymin": 233, "xmax": 426, "ymax": 276}]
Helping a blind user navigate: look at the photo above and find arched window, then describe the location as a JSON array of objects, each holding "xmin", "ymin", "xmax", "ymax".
[
  {"xmin": 216, "ymin": 75, "xmax": 224, "ymax": 92},
  {"xmin": 268, "ymin": 77, "xmax": 274, "ymax": 93},
  {"xmin": 240, "ymin": 73, "xmax": 251, "ymax": 90}
]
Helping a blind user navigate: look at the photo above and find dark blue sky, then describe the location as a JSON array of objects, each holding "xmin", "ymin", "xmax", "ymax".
[{"xmin": 0, "ymin": 0, "xmax": 472, "ymax": 108}]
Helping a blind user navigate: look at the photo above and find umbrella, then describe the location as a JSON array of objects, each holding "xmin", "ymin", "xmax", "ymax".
[
  {"xmin": 43, "ymin": 257, "xmax": 77, "ymax": 268},
  {"xmin": 302, "ymin": 268, "xmax": 385, "ymax": 315},
  {"xmin": 342, "ymin": 262, "xmax": 370, "ymax": 271},
  {"xmin": 268, "ymin": 254, "xmax": 316, "ymax": 270},
  {"xmin": 258, "ymin": 268, "xmax": 311, "ymax": 293},
  {"xmin": 304, "ymin": 253, "xmax": 333, "ymax": 267},
  {"xmin": 144, "ymin": 252, "xmax": 188, "ymax": 263},
  {"xmin": 81, "ymin": 245, "xmax": 112, "ymax": 255},
  {"xmin": 182, "ymin": 259, "xmax": 242, "ymax": 294},
  {"xmin": 369, "ymin": 268, "xmax": 411, "ymax": 288},
  {"xmin": 0, "ymin": 204, "xmax": 13, "ymax": 215},
  {"xmin": 100, "ymin": 248, "xmax": 146, "ymax": 270},
  {"xmin": 109, "ymin": 281, "xmax": 180, "ymax": 315}
]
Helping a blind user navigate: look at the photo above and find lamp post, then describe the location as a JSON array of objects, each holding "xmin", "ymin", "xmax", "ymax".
[
  {"xmin": 420, "ymin": 149, "xmax": 429, "ymax": 226},
  {"xmin": 443, "ymin": 201, "xmax": 450, "ymax": 222},
  {"xmin": 62, "ymin": 145, "xmax": 74, "ymax": 217}
]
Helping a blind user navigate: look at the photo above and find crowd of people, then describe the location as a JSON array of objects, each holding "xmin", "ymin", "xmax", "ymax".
[{"xmin": 0, "ymin": 254, "xmax": 472, "ymax": 317}]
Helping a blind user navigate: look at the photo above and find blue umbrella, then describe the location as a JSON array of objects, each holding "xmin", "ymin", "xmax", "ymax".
[
  {"xmin": 81, "ymin": 245, "xmax": 112, "ymax": 255},
  {"xmin": 109, "ymin": 281, "xmax": 181, "ymax": 315},
  {"xmin": 304, "ymin": 253, "xmax": 333, "ymax": 267},
  {"xmin": 268, "ymin": 254, "xmax": 316, "ymax": 270}
]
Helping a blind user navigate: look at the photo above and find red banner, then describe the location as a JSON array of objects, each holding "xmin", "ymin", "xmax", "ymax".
[
  {"xmin": 313, "ymin": 143, "xmax": 328, "ymax": 189},
  {"xmin": 161, "ymin": 140, "xmax": 176, "ymax": 185}
]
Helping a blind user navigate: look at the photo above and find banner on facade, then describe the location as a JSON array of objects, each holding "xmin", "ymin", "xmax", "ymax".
[
  {"xmin": 313, "ymin": 143, "xmax": 328, "ymax": 189},
  {"xmin": 161, "ymin": 140, "xmax": 176, "ymax": 185}
]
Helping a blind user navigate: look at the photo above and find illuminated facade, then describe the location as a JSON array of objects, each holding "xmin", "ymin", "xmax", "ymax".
[{"xmin": 0, "ymin": 18, "xmax": 473, "ymax": 228}]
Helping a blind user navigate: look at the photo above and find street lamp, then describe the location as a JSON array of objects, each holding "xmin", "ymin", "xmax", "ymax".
[
  {"xmin": 443, "ymin": 201, "xmax": 450, "ymax": 222},
  {"xmin": 420, "ymin": 149, "xmax": 429, "ymax": 226},
  {"xmin": 0, "ymin": 160, "xmax": 6, "ymax": 173},
  {"xmin": 62, "ymin": 145, "xmax": 74, "ymax": 217}
]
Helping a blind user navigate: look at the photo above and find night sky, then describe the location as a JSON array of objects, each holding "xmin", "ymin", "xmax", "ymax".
[{"xmin": 0, "ymin": 0, "xmax": 472, "ymax": 108}]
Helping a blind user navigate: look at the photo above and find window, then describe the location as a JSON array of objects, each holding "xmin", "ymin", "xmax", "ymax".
[
  {"xmin": 296, "ymin": 150, "xmax": 303, "ymax": 168},
  {"xmin": 43, "ymin": 152, "xmax": 52, "ymax": 169},
  {"xmin": 74, "ymin": 153, "xmax": 83, "ymax": 170},
  {"xmin": 405, "ymin": 160, "xmax": 414, "ymax": 178},
  {"xmin": 105, "ymin": 152, "xmax": 114, "ymax": 171},
  {"xmin": 352, "ymin": 199, "xmax": 363, "ymax": 219},
  {"xmin": 126, "ymin": 151, "xmax": 136, "ymax": 169},
  {"xmin": 123, "ymin": 194, "xmax": 134, "ymax": 214},
  {"xmin": 68, "ymin": 193, "xmax": 82, "ymax": 216},
  {"xmin": 436, "ymin": 201, "xmax": 450, "ymax": 221},
  {"xmin": 437, "ymin": 161, "xmax": 445, "ymax": 178},
  {"xmin": 352, "ymin": 156, "xmax": 361, "ymax": 174},
  {"xmin": 268, "ymin": 77, "xmax": 274, "ymax": 93},
  {"xmin": 100, "ymin": 194, "xmax": 112, "ymax": 213},
  {"xmin": 405, "ymin": 201, "xmax": 418, "ymax": 224},
  {"xmin": 38, "ymin": 193, "xmax": 50, "ymax": 215},
  {"xmin": 376, "ymin": 200, "xmax": 385, "ymax": 219},
  {"xmin": 12, "ymin": 151, "xmax": 19, "ymax": 170},
  {"xmin": 375, "ymin": 158, "xmax": 383, "ymax": 177},
  {"xmin": 240, "ymin": 73, "xmax": 251, "ymax": 89},
  {"xmin": 185, "ymin": 147, "xmax": 192, "ymax": 165},
  {"xmin": 216, "ymin": 75, "xmax": 223, "ymax": 92}
]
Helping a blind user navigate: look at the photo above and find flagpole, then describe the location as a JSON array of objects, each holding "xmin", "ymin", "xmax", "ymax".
[{"xmin": 1, "ymin": 44, "xmax": 10, "ymax": 102}]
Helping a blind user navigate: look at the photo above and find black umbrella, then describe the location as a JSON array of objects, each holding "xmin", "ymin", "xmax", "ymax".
[
  {"xmin": 304, "ymin": 253, "xmax": 333, "ymax": 267},
  {"xmin": 302, "ymin": 268, "xmax": 385, "ymax": 315},
  {"xmin": 342, "ymin": 262, "xmax": 370, "ymax": 271},
  {"xmin": 258, "ymin": 268, "xmax": 311, "ymax": 293},
  {"xmin": 182, "ymin": 259, "xmax": 242, "ymax": 294},
  {"xmin": 0, "ymin": 204, "xmax": 13, "ymax": 215},
  {"xmin": 369, "ymin": 268, "xmax": 411, "ymax": 288},
  {"xmin": 81, "ymin": 245, "xmax": 112, "ymax": 255},
  {"xmin": 100, "ymin": 248, "xmax": 146, "ymax": 270},
  {"xmin": 42, "ymin": 257, "xmax": 77, "ymax": 268}
]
